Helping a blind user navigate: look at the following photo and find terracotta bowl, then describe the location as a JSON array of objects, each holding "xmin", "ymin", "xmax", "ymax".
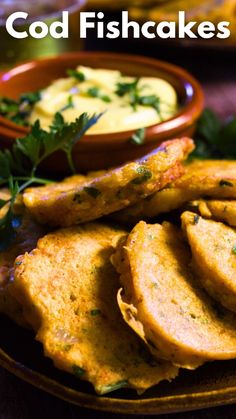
[{"xmin": 0, "ymin": 52, "xmax": 204, "ymax": 174}]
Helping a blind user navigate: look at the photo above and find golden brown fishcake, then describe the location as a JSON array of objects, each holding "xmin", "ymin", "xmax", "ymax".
[
  {"xmin": 11, "ymin": 223, "xmax": 178, "ymax": 395},
  {"xmin": 182, "ymin": 211, "xmax": 236, "ymax": 313},
  {"xmin": 112, "ymin": 160, "xmax": 236, "ymax": 224},
  {"xmin": 23, "ymin": 138, "xmax": 194, "ymax": 227},
  {"xmin": 189, "ymin": 199, "xmax": 236, "ymax": 226},
  {"xmin": 23, "ymin": 171, "xmax": 106, "ymax": 203},
  {"xmin": 112, "ymin": 221, "xmax": 236, "ymax": 369},
  {"xmin": 0, "ymin": 191, "xmax": 46, "ymax": 326},
  {"xmin": 0, "ymin": 189, "xmax": 12, "ymax": 207},
  {"xmin": 22, "ymin": 174, "xmax": 91, "ymax": 203}
]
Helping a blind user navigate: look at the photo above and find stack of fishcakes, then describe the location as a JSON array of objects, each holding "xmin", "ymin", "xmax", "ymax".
[{"xmin": 2, "ymin": 136, "xmax": 236, "ymax": 395}]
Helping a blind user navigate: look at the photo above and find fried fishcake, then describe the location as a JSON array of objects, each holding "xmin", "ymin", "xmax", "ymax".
[
  {"xmin": 11, "ymin": 223, "xmax": 178, "ymax": 395},
  {"xmin": 112, "ymin": 221, "xmax": 236, "ymax": 369},
  {"xmin": 23, "ymin": 138, "xmax": 194, "ymax": 227},
  {"xmin": 189, "ymin": 199, "xmax": 236, "ymax": 227},
  {"xmin": 26, "ymin": 172, "xmax": 106, "ymax": 202},
  {"xmin": 182, "ymin": 211, "xmax": 236, "ymax": 313},
  {"xmin": 0, "ymin": 191, "xmax": 46, "ymax": 326},
  {"xmin": 0, "ymin": 189, "xmax": 12, "ymax": 206},
  {"xmin": 113, "ymin": 160, "xmax": 236, "ymax": 224}
]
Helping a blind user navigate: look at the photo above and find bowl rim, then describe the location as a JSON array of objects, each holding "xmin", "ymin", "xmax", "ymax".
[{"xmin": 0, "ymin": 51, "xmax": 204, "ymax": 144}]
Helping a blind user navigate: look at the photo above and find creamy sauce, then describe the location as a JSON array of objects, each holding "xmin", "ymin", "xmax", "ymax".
[{"xmin": 29, "ymin": 66, "xmax": 178, "ymax": 134}]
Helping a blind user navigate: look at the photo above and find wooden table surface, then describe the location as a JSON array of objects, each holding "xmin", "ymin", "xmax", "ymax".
[{"xmin": 1, "ymin": 34, "xmax": 236, "ymax": 419}]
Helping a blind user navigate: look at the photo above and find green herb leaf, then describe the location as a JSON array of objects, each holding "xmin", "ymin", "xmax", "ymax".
[
  {"xmin": 83, "ymin": 186, "xmax": 101, "ymax": 198},
  {"xmin": 0, "ymin": 111, "xmax": 101, "ymax": 251},
  {"xmin": 90, "ymin": 309, "xmax": 101, "ymax": 316},
  {"xmin": 115, "ymin": 79, "xmax": 163, "ymax": 115},
  {"xmin": 219, "ymin": 180, "xmax": 234, "ymax": 187},
  {"xmin": 138, "ymin": 94, "xmax": 162, "ymax": 118},
  {"xmin": 72, "ymin": 365, "xmax": 86, "ymax": 378},
  {"xmin": 116, "ymin": 79, "xmax": 139, "ymax": 97},
  {"xmin": 130, "ymin": 128, "xmax": 146, "ymax": 145},
  {"xmin": 57, "ymin": 112, "xmax": 102, "ymax": 173},
  {"xmin": 101, "ymin": 95, "xmax": 111, "ymax": 103},
  {"xmin": 132, "ymin": 166, "xmax": 152, "ymax": 185},
  {"xmin": 0, "ymin": 199, "xmax": 8, "ymax": 209},
  {"xmin": 15, "ymin": 260, "xmax": 22, "ymax": 266},
  {"xmin": 232, "ymin": 244, "xmax": 236, "ymax": 255},
  {"xmin": 191, "ymin": 108, "xmax": 236, "ymax": 160},
  {"xmin": 0, "ymin": 97, "xmax": 19, "ymax": 114},
  {"xmin": 193, "ymin": 214, "xmax": 200, "ymax": 225},
  {"xmin": 98, "ymin": 380, "xmax": 128, "ymax": 395},
  {"xmin": 14, "ymin": 112, "xmax": 102, "ymax": 175},
  {"xmin": 60, "ymin": 95, "xmax": 74, "ymax": 112},
  {"xmin": 87, "ymin": 87, "xmax": 100, "ymax": 98},
  {"xmin": 0, "ymin": 112, "xmax": 101, "ymax": 182},
  {"xmin": 87, "ymin": 87, "xmax": 111, "ymax": 103},
  {"xmin": 67, "ymin": 69, "xmax": 86, "ymax": 81},
  {"xmin": 16, "ymin": 124, "xmax": 42, "ymax": 166},
  {"xmin": 0, "ymin": 150, "xmax": 11, "ymax": 180},
  {"xmin": 0, "ymin": 91, "xmax": 41, "ymax": 126},
  {"xmin": 50, "ymin": 112, "xmax": 65, "ymax": 131},
  {"xmin": 20, "ymin": 91, "xmax": 41, "ymax": 105},
  {"xmin": 62, "ymin": 344, "xmax": 73, "ymax": 352},
  {"xmin": 217, "ymin": 117, "xmax": 236, "ymax": 158},
  {"xmin": 9, "ymin": 176, "xmax": 20, "ymax": 198},
  {"xmin": 196, "ymin": 108, "xmax": 221, "ymax": 145}
]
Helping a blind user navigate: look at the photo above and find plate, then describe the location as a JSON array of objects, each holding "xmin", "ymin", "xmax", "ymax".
[{"xmin": 1, "ymin": 314, "xmax": 236, "ymax": 414}]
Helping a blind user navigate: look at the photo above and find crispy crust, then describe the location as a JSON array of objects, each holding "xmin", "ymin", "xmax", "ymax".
[
  {"xmin": 11, "ymin": 223, "xmax": 178, "ymax": 394},
  {"xmin": 188, "ymin": 199, "xmax": 236, "ymax": 227},
  {"xmin": 113, "ymin": 160, "xmax": 236, "ymax": 224},
  {"xmin": 112, "ymin": 221, "xmax": 236, "ymax": 369},
  {"xmin": 182, "ymin": 211, "xmax": 236, "ymax": 313},
  {"xmin": 23, "ymin": 138, "xmax": 194, "ymax": 227},
  {"xmin": 0, "ymin": 190, "xmax": 46, "ymax": 326}
]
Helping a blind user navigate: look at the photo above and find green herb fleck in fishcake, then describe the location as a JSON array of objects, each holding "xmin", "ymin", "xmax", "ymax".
[
  {"xmin": 219, "ymin": 180, "xmax": 234, "ymax": 187},
  {"xmin": 132, "ymin": 167, "xmax": 153, "ymax": 185},
  {"xmin": 72, "ymin": 365, "xmax": 86, "ymax": 378},
  {"xmin": 83, "ymin": 186, "xmax": 101, "ymax": 198}
]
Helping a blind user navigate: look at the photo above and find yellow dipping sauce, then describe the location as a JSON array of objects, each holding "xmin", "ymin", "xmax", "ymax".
[{"xmin": 29, "ymin": 66, "xmax": 178, "ymax": 134}]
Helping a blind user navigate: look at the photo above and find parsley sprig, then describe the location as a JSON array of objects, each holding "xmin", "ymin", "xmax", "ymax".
[
  {"xmin": 130, "ymin": 128, "xmax": 146, "ymax": 145},
  {"xmin": 0, "ymin": 111, "xmax": 101, "ymax": 250},
  {"xmin": 0, "ymin": 92, "xmax": 41, "ymax": 126},
  {"xmin": 116, "ymin": 78, "xmax": 140, "ymax": 98},
  {"xmin": 192, "ymin": 108, "xmax": 236, "ymax": 159},
  {"xmin": 115, "ymin": 78, "xmax": 163, "ymax": 118},
  {"xmin": 87, "ymin": 87, "xmax": 111, "ymax": 103},
  {"xmin": 67, "ymin": 69, "xmax": 86, "ymax": 82}
]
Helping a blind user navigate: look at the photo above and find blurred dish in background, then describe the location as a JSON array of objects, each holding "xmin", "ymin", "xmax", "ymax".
[
  {"xmin": 87, "ymin": 0, "xmax": 236, "ymax": 47},
  {"xmin": 87, "ymin": 0, "xmax": 161, "ymax": 9},
  {"xmin": 0, "ymin": 0, "xmax": 86, "ymax": 69},
  {"xmin": 129, "ymin": 0, "xmax": 236, "ymax": 47}
]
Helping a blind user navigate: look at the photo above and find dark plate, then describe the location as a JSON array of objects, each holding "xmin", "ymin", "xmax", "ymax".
[{"xmin": 1, "ymin": 314, "xmax": 236, "ymax": 414}]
